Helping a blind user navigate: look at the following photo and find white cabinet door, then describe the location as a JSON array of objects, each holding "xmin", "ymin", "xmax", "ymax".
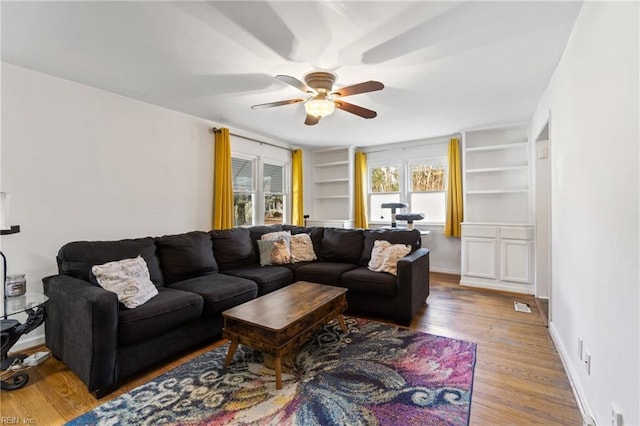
[
  {"xmin": 462, "ymin": 237, "xmax": 497, "ymax": 279},
  {"xmin": 500, "ymin": 240, "xmax": 532, "ymax": 283}
]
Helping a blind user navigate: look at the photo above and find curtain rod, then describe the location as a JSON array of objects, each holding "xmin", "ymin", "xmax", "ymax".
[{"xmin": 210, "ymin": 127, "xmax": 294, "ymax": 152}]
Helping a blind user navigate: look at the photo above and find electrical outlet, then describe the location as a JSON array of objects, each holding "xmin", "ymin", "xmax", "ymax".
[
  {"xmin": 578, "ymin": 338, "xmax": 583, "ymax": 361},
  {"xmin": 584, "ymin": 351, "xmax": 591, "ymax": 375},
  {"xmin": 611, "ymin": 404, "xmax": 623, "ymax": 426}
]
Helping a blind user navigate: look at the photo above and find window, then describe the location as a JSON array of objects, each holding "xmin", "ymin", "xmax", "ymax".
[
  {"xmin": 408, "ymin": 160, "xmax": 446, "ymax": 223},
  {"xmin": 232, "ymin": 156, "xmax": 288, "ymax": 226},
  {"xmin": 232, "ymin": 157, "xmax": 255, "ymax": 226},
  {"xmin": 368, "ymin": 158, "xmax": 447, "ymax": 224},
  {"xmin": 369, "ymin": 165, "xmax": 400, "ymax": 223},
  {"xmin": 263, "ymin": 162, "xmax": 285, "ymax": 225}
]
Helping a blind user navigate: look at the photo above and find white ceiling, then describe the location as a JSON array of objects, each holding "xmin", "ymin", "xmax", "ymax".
[{"xmin": 1, "ymin": 1, "xmax": 582, "ymax": 147}]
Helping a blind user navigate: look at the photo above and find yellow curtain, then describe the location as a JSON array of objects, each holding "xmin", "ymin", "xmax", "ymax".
[
  {"xmin": 291, "ymin": 149, "xmax": 304, "ymax": 226},
  {"xmin": 212, "ymin": 128, "xmax": 234, "ymax": 230},
  {"xmin": 444, "ymin": 137, "xmax": 463, "ymax": 237},
  {"xmin": 354, "ymin": 151, "xmax": 368, "ymax": 229}
]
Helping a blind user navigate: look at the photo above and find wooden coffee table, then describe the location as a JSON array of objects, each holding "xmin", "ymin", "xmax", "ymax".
[{"xmin": 222, "ymin": 281, "xmax": 348, "ymax": 389}]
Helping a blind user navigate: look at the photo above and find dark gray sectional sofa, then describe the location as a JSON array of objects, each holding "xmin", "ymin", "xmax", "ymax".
[{"xmin": 43, "ymin": 224, "xmax": 429, "ymax": 397}]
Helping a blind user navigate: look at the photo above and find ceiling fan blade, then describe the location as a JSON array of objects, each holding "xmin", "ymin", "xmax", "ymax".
[
  {"xmin": 276, "ymin": 75, "xmax": 315, "ymax": 94},
  {"xmin": 335, "ymin": 101, "xmax": 377, "ymax": 119},
  {"xmin": 251, "ymin": 98, "xmax": 305, "ymax": 110},
  {"xmin": 330, "ymin": 81, "xmax": 384, "ymax": 97},
  {"xmin": 304, "ymin": 114, "xmax": 320, "ymax": 126}
]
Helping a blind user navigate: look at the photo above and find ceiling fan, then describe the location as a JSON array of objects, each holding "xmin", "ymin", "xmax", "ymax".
[{"xmin": 251, "ymin": 71, "xmax": 384, "ymax": 126}]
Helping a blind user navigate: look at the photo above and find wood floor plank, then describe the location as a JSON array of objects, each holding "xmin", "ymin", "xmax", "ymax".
[{"xmin": 0, "ymin": 273, "xmax": 582, "ymax": 425}]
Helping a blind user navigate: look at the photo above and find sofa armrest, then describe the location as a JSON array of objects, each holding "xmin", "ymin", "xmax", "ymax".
[
  {"xmin": 396, "ymin": 248, "xmax": 430, "ymax": 323},
  {"xmin": 43, "ymin": 274, "xmax": 119, "ymax": 394}
]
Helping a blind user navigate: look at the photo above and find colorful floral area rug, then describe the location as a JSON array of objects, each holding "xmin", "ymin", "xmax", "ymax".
[{"xmin": 68, "ymin": 317, "xmax": 476, "ymax": 426}]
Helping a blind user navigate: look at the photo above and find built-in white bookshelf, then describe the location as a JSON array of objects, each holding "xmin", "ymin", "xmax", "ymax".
[
  {"xmin": 460, "ymin": 124, "xmax": 534, "ymax": 294},
  {"xmin": 310, "ymin": 147, "xmax": 354, "ymax": 227},
  {"xmin": 463, "ymin": 125, "xmax": 531, "ymax": 224}
]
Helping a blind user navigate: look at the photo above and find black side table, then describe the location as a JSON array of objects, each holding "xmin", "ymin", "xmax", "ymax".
[{"xmin": 1, "ymin": 292, "xmax": 48, "ymax": 390}]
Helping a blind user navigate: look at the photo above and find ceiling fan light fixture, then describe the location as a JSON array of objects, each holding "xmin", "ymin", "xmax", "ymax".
[
  {"xmin": 253, "ymin": 71, "xmax": 383, "ymax": 124},
  {"xmin": 305, "ymin": 95, "xmax": 335, "ymax": 118}
]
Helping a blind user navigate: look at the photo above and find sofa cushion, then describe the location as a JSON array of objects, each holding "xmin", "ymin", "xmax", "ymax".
[
  {"xmin": 91, "ymin": 256, "xmax": 158, "ymax": 309},
  {"xmin": 222, "ymin": 265, "xmax": 293, "ymax": 296},
  {"xmin": 156, "ymin": 231, "xmax": 218, "ymax": 284},
  {"xmin": 168, "ymin": 274, "xmax": 257, "ymax": 316},
  {"xmin": 360, "ymin": 229, "xmax": 421, "ymax": 266},
  {"xmin": 341, "ymin": 266, "xmax": 397, "ymax": 297},
  {"xmin": 320, "ymin": 228, "xmax": 364, "ymax": 264},
  {"xmin": 210, "ymin": 228, "xmax": 257, "ymax": 270},
  {"xmin": 282, "ymin": 226, "xmax": 324, "ymax": 257},
  {"xmin": 294, "ymin": 262, "xmax": 359, "ymax": 286},
  {"xmin": 57, "ymin": 237, "xmax": 164, "ymax": 287},
  {"xmin": 118, "ymin": 287, "xmax": 203, "ymax": 345}
]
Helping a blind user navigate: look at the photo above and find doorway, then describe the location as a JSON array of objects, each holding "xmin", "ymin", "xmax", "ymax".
[{"xmin": 534, "ymin": 121, "xmax": 551, "ymax": 324}]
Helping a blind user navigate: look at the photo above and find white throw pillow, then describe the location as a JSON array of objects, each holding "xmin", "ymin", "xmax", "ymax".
[
  {"xmin": 91, "ymin": 256, "xmax": 158, "ymax": 308},
  {"xmin": 367, "ymin": 240, "xmax": 412, "ymax": 276},
  {"xmin": 290, "ymin": 233, "xmax": 317, "ymax": 263}
]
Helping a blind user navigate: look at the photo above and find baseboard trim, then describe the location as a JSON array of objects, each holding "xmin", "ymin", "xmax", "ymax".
[
  {"xmin": 548, "ymin": 322, "xmax": 596, "ymax": 425},
  {"xmin": 429, "ymin": 267, "xmax": 461, "ymax": 275},
  {"xmin": 10, "ymin": 332, "xmax": 45, "ymax": 353},
  {"xmin": 460, "ymin": 277, "xmax": 534, "ymax": 294}
]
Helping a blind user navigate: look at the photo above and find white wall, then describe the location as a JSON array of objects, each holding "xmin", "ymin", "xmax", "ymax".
[
  {"xmin": 0, "ymin": 63, "xmax": 294, "ymax": 349},
  {"xmin": 419, "ymin": 226, "xmax": 461, "ymax": 274},
  {"xmin": 530, "ymin": 2, "xmax": 639, "ymax": 424}
]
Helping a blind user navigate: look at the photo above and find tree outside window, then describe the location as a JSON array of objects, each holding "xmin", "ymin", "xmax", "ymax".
[
  {"xmin": 232, "ymin": 157, "xmax": 255, "ymax": 226},
  {"xmin": 371, "ymin": 166, "xmax": 400, "ymax": 192},
  {"xmin": 369, "ymin": 165, "xmax": 401, "ymax": 223},
  {"xmin": 264, "ymin": 163, "xmax": 285, "ymax": 225}
]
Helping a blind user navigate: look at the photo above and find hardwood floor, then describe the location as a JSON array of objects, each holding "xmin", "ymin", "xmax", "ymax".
[{"xmin": 1, "ymin": 273, "xmax": 582, "ymax": 425}]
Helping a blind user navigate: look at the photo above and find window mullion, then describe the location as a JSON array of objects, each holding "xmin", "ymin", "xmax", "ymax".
[
  {"xmin": 256, "ymin": 158, "xmax": 263, "ymax": 225},
  {"xmin": 401, "ymin": 161, "xmax": 409, "ymax": 207}
]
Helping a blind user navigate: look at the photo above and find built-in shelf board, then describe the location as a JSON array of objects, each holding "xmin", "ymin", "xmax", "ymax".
[
  {"xmin": 467, "ymin": 189, "xmax": 529, "ymax": 194},
  {"xmin": 314, "ymin": 161, "xmax": 349, "ymax": 168},
  {"xmin": 315, "ymin": 178, "xmax": 350, "ymax": 183},
  {"xmin": 314, "ymin": 195, "xmax": 350, "ymax": 199},
  {"xmin": 466, "ymin": 166, "xmax": 529, "ymax": 174},
  {"xmin": 465, "ymin": 142, "xmax": 528, "ymax": 152}
]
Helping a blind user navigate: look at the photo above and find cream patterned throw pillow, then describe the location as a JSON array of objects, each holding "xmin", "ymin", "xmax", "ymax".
[
  {"xmin": 258, "ymin": 231, "xmax": 292, "ymax": 265},
  {"xmin": 367, "ymin": 240, "xmax": 412, "ymax": 276},
  {"xmin": 261, "ymin": 231, "xmax": 291, "ymax": 241},
  {"xmin": 91, "ymin": 256, "xmax": 158, "ymax": 308},
  {"xmin": 257, "ymin": 238, "xmax": 292, "ymax": 265},
  {"xmin": 290, "ymin": 233, "xmax": 317, "ymax": 263},
  {"xmin": 270, "ymin": 239, "xmax": 292, "ymax": 264}
]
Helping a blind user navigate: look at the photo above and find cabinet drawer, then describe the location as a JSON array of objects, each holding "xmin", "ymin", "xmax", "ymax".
[
  {"xmin": 500, "ymin": 227, "xmax": 532, "ymax": 240},
  {"xmin": 462, "ymin": 225, "xmax": 498, "ymax": 238}
]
